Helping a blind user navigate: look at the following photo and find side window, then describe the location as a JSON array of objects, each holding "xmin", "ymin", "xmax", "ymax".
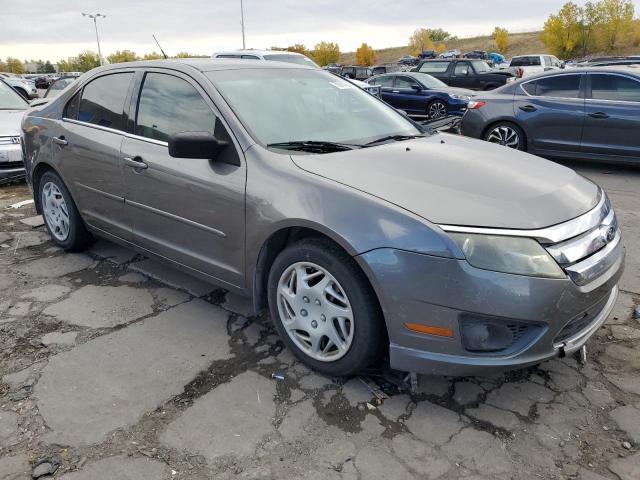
[
  {"xmin": 395, "ymin": 77, "xmax": 419, "ymax": 89},
  {"xmin": 543, "ymin": 56, "xmax": 552, "ymax": 67},
  {"xmin": 136, "ymin": 72, "xmax": 221, "ymax": 143},
  {"xmin": 64, "ymin": 91, "xmax": 81, "ymax": 119},
  {"xmin": 369, "ymin": 76, "xmax": 394, "ymax": 87},
  {"xmin": 454, "ymin": 62, "xmax": 470, "ymax": 75},
  {"xmin": 591, "ymin": 74, "xmax": 640, "ymax": 102},
  {"xmin": 241, "ymin": 55, "xmax": 259, "ymax": 59},
  {"xmin": 418, "ymin": 62, "xmax": 449, "ymax": 73},
  {"xmin": 77, "ymin": 73, "xmax": 133, "ymax": 131},
  {"xmin": 525, "ymin": 75, "xmax": 581, "ymax": 98}
]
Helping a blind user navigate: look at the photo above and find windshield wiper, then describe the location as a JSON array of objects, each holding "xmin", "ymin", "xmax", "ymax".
[
  {"xmin": 267, "ymin": 140, "xmax": 361, "ymax": 153},
  {"xmin": 364, "ymin": 134, "xmax": 426, "ymax": 146}
]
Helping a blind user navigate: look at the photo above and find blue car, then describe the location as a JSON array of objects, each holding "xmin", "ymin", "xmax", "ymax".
[{"xmin": 365, "ymin": 72, "xmax": 474, "ymax": 119}]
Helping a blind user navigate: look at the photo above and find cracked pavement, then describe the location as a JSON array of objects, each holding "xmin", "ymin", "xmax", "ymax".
[{"xmin": 0, "ymin": 162, "xmax": 639, "ymax": 479}]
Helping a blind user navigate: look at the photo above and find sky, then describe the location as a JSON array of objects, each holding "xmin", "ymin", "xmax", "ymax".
[{"xmin": 1, "ymin": 0, "xmax": 639, "ymax": 62}]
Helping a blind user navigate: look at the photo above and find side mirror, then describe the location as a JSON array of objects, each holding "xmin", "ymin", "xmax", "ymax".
[
  {"xmin": 411, "ymin": 84, "xmax": 422, "ymax": 91},
  {"xmin": 168, "ymin": 132, "xmax": 228, "ymax": 160}
]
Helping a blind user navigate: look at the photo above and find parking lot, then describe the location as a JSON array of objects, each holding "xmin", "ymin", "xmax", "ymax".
[{"xmin": 0, "ymin": 160, "xmax": 637, "ymax": 480}]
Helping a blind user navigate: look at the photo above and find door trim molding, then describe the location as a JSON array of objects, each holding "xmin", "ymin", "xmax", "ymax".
[
  {"xmin": 126, "ymin": 199, "xmax": 227, "ymax": 238},
  {"xmin": 76, "ymin": 182, "xmax": 124, "ymax": 202}
]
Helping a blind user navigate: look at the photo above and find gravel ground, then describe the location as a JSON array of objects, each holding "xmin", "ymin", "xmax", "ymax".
[{"xmin": 0, "ymin": 161, "xmax": 639, "ymax": 480}]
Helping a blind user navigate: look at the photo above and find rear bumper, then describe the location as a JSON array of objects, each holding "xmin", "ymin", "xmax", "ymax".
[{"xmin": 358, "ymin": 242, "xmax": 624, "ymax": 376}]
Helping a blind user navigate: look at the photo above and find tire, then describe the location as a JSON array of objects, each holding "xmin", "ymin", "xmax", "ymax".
[
  {"xmin": 427, "ymin": 100, "xmax": 448, "ymax": 119},
  {"xmin": 38, "ymin": 171, "xmax": 92, "ymax": 251},
  {"xmin": 267, "ymin": 238, "xmax": 384, "ymax": 377},
  {"xmin": 484, "ymin": 122, "xmax": 526, "ymax": 151}
]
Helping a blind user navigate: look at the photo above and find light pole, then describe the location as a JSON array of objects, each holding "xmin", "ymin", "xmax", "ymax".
[
  {"xmin": 82, "ymin": 13, "xmax": 106, "ymax": 65},
  {"xmin": 240, "ymin": 0, "xmax": 246, "ymax": 49}
]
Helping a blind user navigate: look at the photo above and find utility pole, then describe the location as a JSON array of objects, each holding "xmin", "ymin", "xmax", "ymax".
[
  {"xmin": 82, "ymin": 13, "xmax": 106, "ymax": 65},
  {"xmin": 240, "ymin": 0, "xmax": 246, "ymax": 49}
]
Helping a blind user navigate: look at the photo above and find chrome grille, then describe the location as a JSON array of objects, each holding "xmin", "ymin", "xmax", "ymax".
[{"xmin": 0, "ymin": 136, "xmax": 20, "ymax": 145}]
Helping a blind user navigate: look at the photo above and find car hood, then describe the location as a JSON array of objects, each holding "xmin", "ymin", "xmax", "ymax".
[
  {"xmin": 0, "ymin": 110, "xmax": 25, "ymax": 136},
  {"xmin": 291, "ymin": 134, "xmax": 599, "ymax": 229}
]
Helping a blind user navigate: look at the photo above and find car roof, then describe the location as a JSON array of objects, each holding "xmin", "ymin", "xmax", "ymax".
[
  {"xmin": 82, "ymin": 58, "xmax": 317, "ymax": 75},
  {"xmin": 212, "ymin": 49, "xmax": 306, "ymax": 57},
  {"xmin": 516, "ymin": 65, "xmax": 640, "ymax": 82}
]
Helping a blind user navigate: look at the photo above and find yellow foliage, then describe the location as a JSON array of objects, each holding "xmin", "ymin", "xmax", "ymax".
[
  {"xmin": 313, "ymin": 42, "xmax": 340, "ymax": 66},
  {"xmin": 355, "ymin": 43, "xmax": 376, "ymax": 66},
  {"xmin": 493, "ymin": 27, "xmax": 509, "ymax": 54},
  {"xmin": 5, "ymin": 57, "xmax": 24, "ymax": 74},
  {"xmin": 408, "ymin": 29, "xmax": 435, "ymax": 56}
]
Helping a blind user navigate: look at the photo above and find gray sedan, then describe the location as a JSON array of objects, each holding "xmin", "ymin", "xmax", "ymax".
[
  {"xmin": 22, "ymin": 59, "xmax": 624, "ymax": 377},
  {"xmin": 460, "ymin": 67, "xmax": 640, "ymax": 165}
]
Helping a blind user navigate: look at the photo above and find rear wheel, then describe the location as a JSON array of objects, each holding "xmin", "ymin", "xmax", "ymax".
[
  {"xmin": 484, "ymin": 122, "xmax": 526, "ymax": 150},
  {"xmin": 38, "ymin": 171, "xmax": 92, "ymax": 251},
  {"xmin": 267, "ymin": 238, "xmax": 384, "ymax": 377},
  {"xmin": 427, "ymin": 100, "xmax": 448, "ymax": 119}
]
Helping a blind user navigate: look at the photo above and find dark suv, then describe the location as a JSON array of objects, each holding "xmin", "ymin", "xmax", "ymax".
[
  {"xmin": 414, "ymin": 59, "xmax": 515, "ymax": 90},
  {"xmin": 340, "ymin": 66, "xmax": 372, "ymax": 81}
]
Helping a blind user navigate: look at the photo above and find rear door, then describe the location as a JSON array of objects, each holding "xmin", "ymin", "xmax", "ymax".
[
  {"xmin": 581, "ymin": 72, "xmax": 640, "ymax": 161},
  {"xmin": 514, "ymin": 73, "xmax": 585, "ymax": 155},
  {"xmin": 121, "ymin": 70, "xmax": 246, "ymax": 288},
  {"xmin": 54, "ymin": 71, "xmax": 135, "ymax": 241}
]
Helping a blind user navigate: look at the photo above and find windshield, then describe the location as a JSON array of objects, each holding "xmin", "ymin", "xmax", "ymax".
[
  {"xmin": 413, "ymin": 73, "xmax": 448, "ymax": 88},
  {"xmin": 0, "ymin": 80, "xmax": 27, "ymax": 110},
  {"xmin": 470, "ymin": 61, "xmax": 492, "ymax": 72},
  {"xmin": 263, "ymin": 54, "xmax": 320, "ymax": 68},
  {"xmin": 209, "ymin": 68, "xmax": 421, "ymax": 147}
]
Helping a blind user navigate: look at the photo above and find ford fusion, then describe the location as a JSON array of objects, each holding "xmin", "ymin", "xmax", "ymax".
[{"xmin": 21, "ymin": 60, "xmax": 624, "ymax": 376}]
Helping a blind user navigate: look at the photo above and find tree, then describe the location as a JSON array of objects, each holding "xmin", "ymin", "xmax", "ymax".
[
  {"xmin": 435, "ymin": 43, "xmax": 447, "ymax": 55},
  {"xmin": 493, "ymin": 27, "xmax": 509, "ymax": 54},
  {"xmin": 408, "ymin": 28, "xmax": 435, "ymax": 56},
  {"xmin": 43, "ymin": 61, "xmax": 55, "ymax": 73},
  {"xmin": 541, "ymin": 2, "xmax": 584, "ymax": 58},
  {"xmin": 76, "ymin": 51, "xmax": 101, "ymax": 71},
  {"xmin": 593, "ymin": 0, "xmax": 635, "ymax": 51},
  {"xmin": 0, "ymin": 59, "xmax": 6, "ymax": 71},
  {"xmin": 143, "ymin": 51, "xmax": 164, "ymax": 60},
  {"xmin": 107, "ymin": 50, "xmax": 139, "ymax": 64},
  {"xmin": 426, "ymin": 28, "xmax": 454, "ymax": 42},
  {"xmin": 5, "ymin": 57, "xmax": 24, "ymax": 74},
  {"xmin": 287, "ymin": 44, "xmax": 310, "ymax": 56},
  {"xmin": 355, "ymin": 43, "xmax": 376, "ymax": 66},
  {"xmin": 312, "ymin": 41, "xmax": 340, "ymax": 66}
]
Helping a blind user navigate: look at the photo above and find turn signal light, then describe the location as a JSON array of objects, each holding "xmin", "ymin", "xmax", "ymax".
[
  {"xmin": 404, "ymin": 323, "xmax": 454, "ymax": 338},
  {"xmin": 467, "ymin": 101, "xmax": 486, "ymax": 110}
]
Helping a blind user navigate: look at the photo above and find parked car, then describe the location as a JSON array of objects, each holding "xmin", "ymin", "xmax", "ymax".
[
  {"xmin": 508, "ymin": 54, "xmax": 564, "ymax": 78},
  {"xmin": 463, "ymin": 51, "xmax": 489, "ymax": 60},
  {"xmin": 349, "ymin": 78, "xmax": 381, "ymax": 98},
  {"xmin": 460, "ymin": 67, "xmax": 640, "ymax": 164},
  {"xmin": 212, "ymin": 49, "xmax": 320, "ymax": 68},
  {"xmin": 339, "ymin": 66, "xmax": 372, "ymax": 80},
  {"xmin": 22, "ymin": 59, "xmax": 623, "ymax": 377},
  {"xmin": 398, "ymin": 56, "xmax": 419, "ymax": 66},
  {"xmin": 415, "ymin": 59, "xmax": 515, "ymax": 90},
  {"xmin": 418, "ymin": 50, "xmax": 437, "ymax": 60},
  {"xmin": 0, "ymin": 78, "xmax": 27, "ymax": 182},
  {"xmin": 33, "ymin": 76, "xmax": 53, "ymax": 89},
  {"xmin": 439, "ymin": 49, "xmax": 461, "ymax": 59},
  {"xmin": 575, "ymin": 57, "xmax": 640, "ymax": 67},
  {"xmin": 371, "ymin": 64, "xmax": 402, "ymax": 76},
  {"xmin": 0, "ymin": 73, "xmax": 38, "ymax": 100},
  {"xmin": 365, "ymin": 72, "xmax": 473, "ymax": 119},
  {"xmin": 43, "ymin": 77, "xmax": 77, "ymax": 99}
]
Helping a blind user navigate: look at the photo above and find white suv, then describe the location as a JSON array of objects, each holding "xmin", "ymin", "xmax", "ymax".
[
  {"xmin": 509, "ymin": 55, "xmax": 564, "ymax": 78},
  {"xmin": 0, "ymin": 73, "xmax": 38, "ymax": 100}
]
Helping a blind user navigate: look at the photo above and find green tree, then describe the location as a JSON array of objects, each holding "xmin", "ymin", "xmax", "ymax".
[
  {"xmin": 493, "ymin": 27, "xmax": 509, "ymax": 54},
  {"xmin": 173, "ymin": 52, "xmax": 209, "ymax": 58},
  {"xmin": 541, "ymin": 2, "xmax": 584, "ymax": 58},
  {"xmin": 355, "ymin": 43, "xmax": 376, "ymax": 66},
  {"xmin": 43, "ymin": 61, "xmax": 55, "ymax": 73},
  {"xmin": 426, "ymin": 28, "xmax": 454, "ymax": 42},
  {"xmin": 408, "ymin": 28, "xmax": 435, "ymax": 56},
  {"xmin": 312, "ymin": 41, "xmax": 340, "ymax": 66},
  {"xmin": 76, "ymin": 51, "xmax": 101, "ymax": 71},
  {"xmin": 143, "ymin": 51, "xmax": 164, "ymax": 60},
  {"xmin": 5, "ymin": 57, "xmax": 25, "ymax": 74},
  {"xmin": 107, "ymin": 49, "xmax": 139, "ymax": 64},
  {"xmin": 0, "ymin": 59, "xmax": 6, "ymax": 71},
  {"xmin": 287, "ymin": 44, "xmax": 310, "ymax": 55}
]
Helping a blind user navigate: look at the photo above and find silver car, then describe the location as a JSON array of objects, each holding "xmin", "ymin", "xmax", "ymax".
[
  {"xmin": 0, "ymin": 78, "xmax": 27, "ymax": 182},
  {"xmin": 21, "ymin": 60, "xmax": 624, "ymax": 377}
]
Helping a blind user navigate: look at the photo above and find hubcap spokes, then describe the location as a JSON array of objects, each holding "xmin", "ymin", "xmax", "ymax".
[
  {"xmin": 430, "ymin": 102, "xmax": 447, "ymax": 119},
  {"xmin": 488, "ymin": 126, "xmax": 519, "ymax": 148},
  {"xmin": 277, "ymin": 262, "xmax": 354, "ymax": 362},
  {"xmin": 41, "ymin": 182, "xmax": 70, "ymax": 241}
]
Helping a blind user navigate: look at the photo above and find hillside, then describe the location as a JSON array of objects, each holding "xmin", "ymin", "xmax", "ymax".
[{"xmin": 339, "ymin": 31, "xmax": 546, "ymax": 65}]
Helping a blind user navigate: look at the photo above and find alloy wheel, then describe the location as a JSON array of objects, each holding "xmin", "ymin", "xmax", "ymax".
[
  {"xmin": 428, "ymin": 101, "xmax": 447, "ymax": 119},
  {"xmin": 487, "ymin": 126, "xmax": 520, "ymax": 148},
  {"xmin": 277, "ymin": 261, "xmax": 354, "ymax": 362},
  {"xmin": 41, "ymin": 181, "xmax": 70, "ymax": 241}
]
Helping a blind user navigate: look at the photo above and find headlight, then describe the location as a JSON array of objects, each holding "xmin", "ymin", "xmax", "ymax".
[
  {"xmin": 450, "ymin": 233, "xmax": 565, "ymax": 278},
  {"xmin": 449, "ymin": 94, "xmax": 471, "ymax": 101}
]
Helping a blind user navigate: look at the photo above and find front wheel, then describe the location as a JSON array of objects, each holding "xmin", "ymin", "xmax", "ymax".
[
  {"xmin": 484, "ymin": 122, "xmax": 526, "ymax": 150},
  {"xmin": 427, "ymin": 100, "xmax": 448, "ymax": 119},
  {"xmin": 39, "ymin": 171, "xmax": 92, "ymax": 251},
  {"xmin": 267, "ymin": 238, "xmax": 384, "ymax": 377}
]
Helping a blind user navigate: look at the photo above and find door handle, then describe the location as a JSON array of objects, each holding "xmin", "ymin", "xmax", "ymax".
[
  {"xmin": 392, "ymin": 90, "xmax": 400, "ymax": 93},
  {"xmin": 123, "ymin": 156, "xmax": 148, "ymax": 169},
  {"xmin": 589, "ymin": 112, "xmax": 610, "ymax": 119},
  {"xmin": 519, "ymin": 105, "xmax": 537, "ymax": 112},
  {"xmin": 52, "ymin": 136, "xmax": 68, "ymax": 146}
]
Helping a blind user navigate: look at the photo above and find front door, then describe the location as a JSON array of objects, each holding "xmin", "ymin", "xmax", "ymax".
[
  {"xmin": 121, "ymin": 70, "xmax": 246, "ymax": 288},
  {"xmin": 392, "ymin": 76, "xmax": 424, "ymax": 115},
  {"xmin": 450, "ymin": 61, "xmax": 475, "ymax": 89},
  {"xmin": 514, "ymin": 73, "xmax": 585, "ymax": 154},
  {"xmin": 52, "ymin": 71, "xmax": 134, "ymax": 241},
  {"xmin": 581, "ymin": 73, "xmax": 640, "ymax": 161}
]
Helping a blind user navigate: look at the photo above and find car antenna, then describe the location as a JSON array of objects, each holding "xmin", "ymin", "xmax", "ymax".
[{"xmin": 153, "ymin": 34, "xmax": 169, "ymax": 59}]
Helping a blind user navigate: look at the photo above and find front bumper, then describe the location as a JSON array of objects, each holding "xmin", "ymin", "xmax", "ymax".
[
  {"xmin": 358, "ymin": 241, "xmax": 624, "ymax": 376},
  {"xmin": 0, "ymin": 142, "xmax": 26, "ymax": 182}
]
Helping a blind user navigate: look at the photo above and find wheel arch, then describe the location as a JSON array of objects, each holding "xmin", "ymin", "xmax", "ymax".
[{"xmin": 31, "ymin": 162, "xmax": 58, "ymax": 214}]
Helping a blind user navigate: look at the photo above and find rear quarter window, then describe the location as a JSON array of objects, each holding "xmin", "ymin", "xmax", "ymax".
[{"xmin": 76, "ymin": 73, "xmax": 133, "ymax": 131}]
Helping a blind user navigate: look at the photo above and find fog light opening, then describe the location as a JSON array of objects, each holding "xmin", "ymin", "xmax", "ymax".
[{"xmin": 461, "ymin": 322, "xmax": 515, "ymax": 353}]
